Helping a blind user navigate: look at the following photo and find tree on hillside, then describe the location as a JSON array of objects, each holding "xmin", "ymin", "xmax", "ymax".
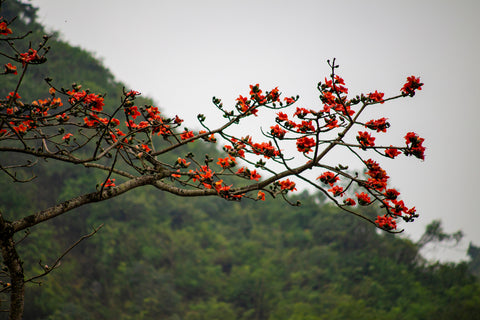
[{"xmin": 0, "ymin": 10, "xmax": 425, "ymax": 320}]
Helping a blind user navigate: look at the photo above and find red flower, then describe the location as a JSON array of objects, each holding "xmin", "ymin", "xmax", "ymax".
[
  {"xmin": 174, "ymin": 115, "xmax": 184, "ymax": 124},
  {"xmin": 368, "ymin": 90, "xmax": 384, "ymax": 103},
  {"xmin": 249, "ymin": 84, "xmax": 266, "ymax": 105},
  {"xmin": 126, "ymin": 90, "xmax": 141, "ymax": 97},
  {"xmin": 357, "ymin": 131, "xmax": 375, "ymax": 149},
  {"xmin": 365, "ymin": 118, "xmax": 389, "ymax": 133},
  {"xmin": 84, "ymin": 93, "xmax": 105, "ymax": 112},
  {"xmin": 279, "ymin": 179, "xmax": 296, "ymax": 192},
  {"xmin": 334, "ymin": 103, "xmax": 355, "ymax": 117},
  {"xmin": 356, "ymin": 192, "xmax": 371, "ymax": 205},
  {"xmin": 270, "ymin": 124, "xmax": 286, "ymax": 139},
  {"xmin": 101, "ymin": 178, "xmax": 116, "ymax": 188},
  {"xmin": 176, "ymin": 158, "xmax": 191, "ymax": 168},
  {"xmin": 296, "ymin": 136, "xmax": 316, "ymax": 153},
  {"xmin": 333, "ymin": 75, "xmax": 348, "ymax": 94},
  {"xmin": 375, "ymin": 215, "xmax": 397, "ymax": 229},
  {"xmin": 4, "ymin": 63, "xmax": 17, "ymax": 75},
  {"xmin": 236, "ymin": 95, "xmax": 252, "ymax": 113},
  {"xmin": 401, "ymin": 76, "xmax": 423, "ymax": 96},
  {"xmin": 267, "ymin": 87, "xmax": 280, "ymax": 102},
  {"xmin": 293, "ymin": 107, "xmax": 310, "ymax": 118},
  {"xmin": 384, "ymin": 188, "xmax": 400, "ymax": 200},
  {"xmin": 0, "ymin": 21, "xmax": 12, "ymax": 35},
  {"xmin": 125, "ymin": 106, "xmax": 141, "ymax": 119},
  {"xmin": 321, "ymin": 91, "xmax": 336, "ymax": 105},
  {"xmin": 19, "ymin": 48, "xmax": 41, "ymax": 67},
  {"xmin": 283, "ymin": 97, "xmax": 296, "ymax": 105},
  {"xmin": 391, "ymin": 199, "xmax": 407, "ymax": 216},
  {"xmin": 62, "ymin": 133, "xmax": 73, "ymax": 141},
  {"xmin": 325, "ymin": 118, "xmax": 338, "ymax": 130},
  {"xmin": 171, "ymin": 170, "xmax": 182, "ymax": 178},
  {"xmin": 343, "ymin": 198, "xmax": 356, "ymax": 206},
  {"xmin": 276, "ymin": 112, "xmax": 289, "ymax": 121},
  {"xmin": 217, "ymin": 156, "xmax": 236, "ymax": 168},
  {"xmin": 250, "ymin": 170, "xmax": 261, "ymax": 181},
  {"xmin": 180, "ymin": 130, "xmax": 195, "ymax": 140},
  {"xmin": 406, "ymin": 207, "xmax": 417, "ymax": 216},
  {"xmin": 257, "ymin": 191, "xmax": 266, "ymax": 201},
  {"xmin": 6, "ymin": 91, "xmax": 21, "ymax": 100},
  {"xmin": 385, "ymin": 147, "xmax": 401, "ymax": 158},
  {"xmin": 296, "ymin": 120, "xmax": 315, "ymax": 133},
  {"xmin": 250, "ymin": 140, "xmax": 279, "ymax": 158},
  {"xmin": 404, "ymin": 132, "xmax": 425, "ymax": 160},
  {"xmin": 365, "ymin": 159, "xmax": 389, "ymax": 191},
  {"xmin": 317, "ymin": 171, "xmax": 339, "ymax": 186},
  {"xmin": 214, "ymin": 180, "xmax": 232, "ymax": 193},
  {"xmin": 192, "ymin": 165, "xmax": 214, "ymax": 184},
  {"xmin": 328, "ymin": 185, "xmax": 344, "ymax": 197}
]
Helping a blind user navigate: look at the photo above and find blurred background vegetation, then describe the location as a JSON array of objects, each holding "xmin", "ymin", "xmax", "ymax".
[{"xmin": 1, "ymin": 1, "xmax": 479, "ymax": 319}]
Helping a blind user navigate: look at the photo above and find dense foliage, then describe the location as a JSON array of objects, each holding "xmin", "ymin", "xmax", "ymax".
[{"xmin": 0, "ymin": 1, "xmax": 479, "ymax": 319}]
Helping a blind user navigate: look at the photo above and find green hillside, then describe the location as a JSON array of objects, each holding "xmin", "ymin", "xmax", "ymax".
[{"xmin": 1, "ymin": 1, "xmax": 479, "ymax": 319}]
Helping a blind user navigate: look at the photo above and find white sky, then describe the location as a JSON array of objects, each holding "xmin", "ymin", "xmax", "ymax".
[{"xmin": 30, "ymin": 0, "xmax": 480, "ymax": 261}]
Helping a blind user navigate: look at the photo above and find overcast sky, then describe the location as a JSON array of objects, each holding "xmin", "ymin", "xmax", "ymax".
[{"xmin": 30, "ymin": 0, "xmax": 480, "ymax": 261}]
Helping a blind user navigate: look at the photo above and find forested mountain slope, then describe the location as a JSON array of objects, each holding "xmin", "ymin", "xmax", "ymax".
[{"xmin": 0, "ymin": 1, "xmax": 479, "ymax": 319}]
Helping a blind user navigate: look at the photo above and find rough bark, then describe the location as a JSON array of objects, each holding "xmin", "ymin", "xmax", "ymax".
[{"xmin": 0, "ymin": 214, "xmax": 24, "ymax": 320}]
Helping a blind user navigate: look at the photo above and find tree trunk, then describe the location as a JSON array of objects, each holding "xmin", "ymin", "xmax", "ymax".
[{"xmin": 0, "ymin": 214, "xmax": 24, "ymax": 320}]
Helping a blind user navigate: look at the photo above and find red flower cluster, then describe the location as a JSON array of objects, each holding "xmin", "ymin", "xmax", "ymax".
[
  {"xmin": 357, "ymin": 131, "xmax": 375, "ymax": 149},
  {"xmin": 248, "ymin": 138, "xmax": 280, "ymax": 158},
  {"xmin": 404, "ymin": 132, "xmax": 425, "ymax": 160},
  {"xmin": 365, "ymin": 118, "xmax": 389, "ymax": 133},
  {"xmin": 217, "ymin": 156, "xmax": 236, "ymax": 169},
  {"xmin": 368, "ymin": 90, "xmax": 385, "ymax": 103},
  {"xmin": 375, "ymin": 215, "xmax": 396, "ymax": 230},
  {"xmin": 19, "ymin": 49, "xmax": 42, "ymax": 67},
  {"xmin": 125, "ymin": 106, "xmax": 141, "ymax": 119},
  {"xmin": 384, "ymin": 188, "xmax": 399, "ymax": 200},
  {"xmin": 235, "ymin": 84, "xmax": 282, "ymax": 116},
  {"xmin": 317, "ymin": 171, "xmax": 339, "ymax": 186},
  {"xmin": 84, "ymin": 114, "xmax": 114, "ymax": 128},
  {"xmin": 365, "ymin": 159, "xmax": 389, "ymax": 191},
  {"xmin": 296, "ymin": 136, "xmax": 316, "ymax": 153},
  {"xmin": 0, "ymin": 21, "xmax": 12, "ymax": 35},
  {"xmin": 283, "ymin": 96, "xmax": 296, "ymax": 105},
  {"xmin": 319, "ymin": 75, "xmax": 354, "ymax": 117},
  {"xmin": 180, "ymin": 130, "xmax": 195, "ymax": 141},
  {"xmin": 4, "ymin": 63, "xmax": 17, "ymax": 75},
  {"xmin": 176, "ymin": 158, "xmax": 191, "ymax": 168},
  {"xmin": 279, "ymin": 179, "xmax": 296, "ymax": 192},
  {"xmin": 401, "ymin": 76, "xmax": 423, "ymax": 96},
  {"xmin": 270, "ymin": 124, "xmax": 286, "ymax": 139},
  {"xmin": 101, "ymin": 178, "xmax": 116, "ymax": 188},
  {"xmin": 385, "ymin": 147, "xmax": 401, "ymax": 158},
  {"xmin": 191, "ymin": 165, "xmax": 214, "ymax": 188},
  {"xmin": 293, "ymin": 107, "xmax": 311, "ymax": 118},
  {"xmin": 257, "ymin": 191, "xmax": 266, "ymax": 201},
  {"xmin": 62, "ymin": 133, "xmax": 73, "ymax": 141},
  {"xmin": 276, "ymin": 112, "xmax": 288, "ymax": 121},
  {"xmin": 144, "ymin": 106, "xmax": 173, "ymax": 136},
  {"xmin": 356, "ymin": 192, "xmax": 371, "ymax": 205},
  {"xmin": 324, "ymin": 118, "xmax": 338, "ymax": 130},
  {"xmin": 329, "ymin": 185, "xmax": 344, "ymax": 197},
  {"xmin": 236, "ymin": 95, "xmax": 256, "ymax": 115},
  {"xmin": 296, "ymin": 120, "xmax": 316, "ymax": 133},
  {"xmin": 224, "ymin": 138, "xmax": 246, "ymax": 158},
  {"xmin": 67, "ymin": 89, "xmax": 105, "ymax": 112}
]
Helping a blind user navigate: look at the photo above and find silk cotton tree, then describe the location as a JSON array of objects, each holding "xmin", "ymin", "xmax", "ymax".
[{"xmin": 0, "ymin": 17, "xmax": 425, "ymax": 319}]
